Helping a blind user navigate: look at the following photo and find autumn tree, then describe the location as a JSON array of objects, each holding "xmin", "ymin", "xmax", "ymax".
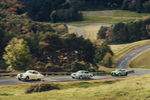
[{"xmin": 3, "ymin": 38, "xmax": 32, "ymax": 70}]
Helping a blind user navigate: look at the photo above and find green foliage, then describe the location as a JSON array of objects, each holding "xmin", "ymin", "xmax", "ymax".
[
  {"xmin": 93, "ymin": 42, "xmax": 113, "ymax": 65},
  {"xmin": 98, "ymin": 17, "xmax": 150, "ymax": 43},
  {"xmin": 25, "ymin": 83, "xmax": 59, "ymax": 94},
  {"xmin": 112, "ymin": 22, "xmax": 128, "ymax": 43},
  {"xmin": 25, "ymin": 0, "xmax": 82, "ymax": 22},
  {"xmin": 50, "ymin": 8, "xmax": 82, "ymax": 22},
  {"xmin": 102, "ymin": 53, "xmax": 113, "ymax": 68},
  {"xmin": 121, "ymin": 0, "xmax": 150, "ymax": 13},
  {"xmin": 97, "ymin": 26, "xmax": 108, "ymax": 39},
  {"xmin": 0, "ymin": 59, "xmax": 8, "ymax": 69},
  {"xmin": 3, "ymin": 38, "xmax": 32, "ymax": 70}
]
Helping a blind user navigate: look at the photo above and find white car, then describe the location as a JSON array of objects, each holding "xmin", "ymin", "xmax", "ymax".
[
  {"xmin": 71, "ymin": 70, "xmax": 93, "ymax": 79},
  {"xmin": 17, "ymin": 70, "xmax": 44, "ymax": 81}
]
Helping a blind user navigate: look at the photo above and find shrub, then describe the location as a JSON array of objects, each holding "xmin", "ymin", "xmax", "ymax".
[
  {"xmin": 102, "ymin": 53, "xmax": 113, "ymax": 68},
  {"xmin": 25, "ymin": 83, "xmax": 59, "ymax": 94}
]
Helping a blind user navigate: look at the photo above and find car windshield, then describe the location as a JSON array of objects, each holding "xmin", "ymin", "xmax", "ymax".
[
  {"xmin": 26, "ymin": 70, "xmax": 39, "ymax": 74},
  {"xmin": 116, "ymin": 69, "xmax": 125, "ymax": 72},
  {"xmin": 77, "ymin": 71, "xmax": 89, "ymax": 73}
]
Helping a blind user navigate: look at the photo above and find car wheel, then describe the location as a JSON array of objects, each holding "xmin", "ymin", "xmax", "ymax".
[
  {"xmin": 72, "ymin": 77, "xmax": 75, "ymax": 79},
  {"xmin": 18, "ymin": 78, "xmax": 21, "ymax": 81},
  {"xmin": 114, "ymin": 73, "xmax": 117, "ymax": 76},
  {"xmin": 37, "ymin": 79, "xmax": 41, "ymax": 81},
  {"xmin": 124, "ymin": 72, "xmax": 128, "ymax": 76},
  {"xmin": 25, "ymin": 76, "xmax": 30, "ymax": 81},
  {"xmin": 79, "ymin": 76, "xmax": 83, "ymax": 79},
  {"xmin": 111, "ymin": 73, "xmax": 114, "ymax": 76}
]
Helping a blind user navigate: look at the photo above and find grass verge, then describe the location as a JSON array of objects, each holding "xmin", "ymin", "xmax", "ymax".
[
  {"xmin": 130, "ymin": 50, "xmax": 150, "ymax": 69},
  {"xmin": 1, "ymin": 75, "xmax": 150, "ymax": 100}
]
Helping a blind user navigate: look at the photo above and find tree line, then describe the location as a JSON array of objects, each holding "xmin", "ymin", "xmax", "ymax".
[
  {"xmin": 1, "ymin": 0, "xmax": 150, "ymax": 23},
  {"xmin": 0, "ymin": 0, "xmax": 83, "ymax": 22},
  {"xmin": 98, "ymin": 17, "xmax": 150, "ymax": 43}
]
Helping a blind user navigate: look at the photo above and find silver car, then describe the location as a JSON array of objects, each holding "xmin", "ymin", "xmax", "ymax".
[{"xmin": 71, "ymin": 70, "xmax": 93, "ymax": 79}]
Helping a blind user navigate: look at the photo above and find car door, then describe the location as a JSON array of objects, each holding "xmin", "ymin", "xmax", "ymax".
[
  {"xmin": 32, "ymin": 71, "xmax": 38, "ymax": 79},
  {"xmin": 27, "ymin": 71, "xmax": 34, "ymax": 79}
]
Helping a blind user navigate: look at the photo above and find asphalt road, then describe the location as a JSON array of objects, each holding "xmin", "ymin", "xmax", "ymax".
[
  {"xmin": 1, "ymin": 24, "xmax": 150, "ymax": 85},
  {"xmin": 1, "ymin": 68, "xmax": 150, "ymax": 86},
  {"xmin": 1, "ymin": 43, "xmax": 150, "ymax": 86}
]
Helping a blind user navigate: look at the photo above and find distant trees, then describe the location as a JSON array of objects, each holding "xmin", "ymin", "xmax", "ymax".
[
  {"xmin": 24, "ymin": 0, "xmax": 82, "ymax": 22},
  {"xmin": 121, "ymin": 0, "xmax": 150, "ymax": 13},
  {"xmin": 3, "ymin": 38, "xmax": 32, "ymax": 71},
  {"xmin": 98, "ymin": 17, "xmax": 150, "ymax": 43},
  {"xmin": 50, "ymin": 8, "xmax": 82, "ymax": 22}
]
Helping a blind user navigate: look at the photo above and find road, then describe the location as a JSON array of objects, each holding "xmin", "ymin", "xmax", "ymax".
[
  {"xmin": 116, "ymin": 44, "xmax": 150, "ymax": 69},
  {"xmin": 1, "ymin": 68, "xmax": 150, "ymax": 86},
  {"xmin": 1, "ymin": 43, "xmax": 150, "ymax": 85},
  {"xmin": 68, "ymin": 23, "xmax": 112, "ymax": 36},
  {"xmin": 1, "ymin": 24, "xmax": 150, "ymax": 85}
]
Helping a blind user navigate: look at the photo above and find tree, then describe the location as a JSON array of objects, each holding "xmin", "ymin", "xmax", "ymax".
[
  {"xmin": 93, "ymin": 42, "xmax": 113, "ymax": 64},
  {"xmin": 0, "ymin": 27, "xmax": 4, "ymax": 47},
  {"xmin": 0, "ymin": 27, "xmax": 5, "ymax": 57},
  {"xmin": 97, "ymin": 26, "xmax": 108, "ymax": 39},
  {"xmin": 3, "ymin": 38, "xmax": 32, "ymax": 70},
  {"xmin": 102, "ymin": 53, "xmax": 113, "ymax": 67},
  {"xmin": 25, "ymin": 0, "xmax": 66, "ymax": 21},
  {"xmin": 112, "ymin": 22, "xmax": 128, "ymax": 43},
  {"xmin": 143, "ymin": 0, "xmax": 150, "ymax": 13}
]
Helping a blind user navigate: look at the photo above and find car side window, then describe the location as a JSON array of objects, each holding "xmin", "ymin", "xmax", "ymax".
[{"xmin": 32, "ymin": 72, "xmax": 38, "ymax": 74}]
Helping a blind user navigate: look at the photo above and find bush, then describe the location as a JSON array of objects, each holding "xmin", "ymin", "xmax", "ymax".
[
  {"xmin": 25, "ymin": 83, "xmax": 59, "ymax": 94},
  {"xmin": 102, "ymin": 53, "xmax": 113, "ymax": 68}
]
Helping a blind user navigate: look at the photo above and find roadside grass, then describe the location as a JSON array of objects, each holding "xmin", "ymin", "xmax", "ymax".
[
  {"xmin": 110, "ymin": 39, "xmax": 150, "ymax": 65},
  {"xmin": 98, "ymin": 65, "xmax": 115, "ymax": 73},
  {"xmin": 130, "ymin": 50, "xmax": 150, "ymax": 69},
  {"xmin": 64, "ymin": 10, "xmax": 150, "ymax": 27},
  {"xmin": 1, "ymin": 75, "xmax": 150, "ymax": 100}
]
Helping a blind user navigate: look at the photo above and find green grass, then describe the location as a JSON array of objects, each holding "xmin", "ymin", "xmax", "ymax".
[
  {"xmin": 110, "ymin": 39, "xmax": 150, "ymax": 65},
  {"xmin": 130, "ymin": 50, "xmax": 150, "ymax": 69},
  {"xmin": 98, "ymin": 65, "xmax": 115, "ymax": 73},
  {"xmin": 1, "ymin": 75, "xmax": 150, "ymax": 100},
  {"xmin": 64, "ymin": 10, "xmax": 150, "ymax": 27}
]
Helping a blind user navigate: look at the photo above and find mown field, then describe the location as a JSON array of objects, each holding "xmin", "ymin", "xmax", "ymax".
[
  {"xmin": 65, "ymin": 10, "xmax": 150, "ymax": 27},
  {"xmin": 130, "ymin": 50, "xmax": 150, "ymax": 69},
  {"xmin": 1, "ymin": 75, "xmax": 150, "ymax": 100}
]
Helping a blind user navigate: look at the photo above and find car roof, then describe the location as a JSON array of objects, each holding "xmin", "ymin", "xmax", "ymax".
[
  {"xmin": 77, "ymin": 70, "xmax": 88, "ymax": 72},
  {"xmin": 116, "ymin": 69, "xmax": 127, "ymax": 71},
  {"xmin": 26, "ymin": 70, "xmax": 38, "ymax": 72}
]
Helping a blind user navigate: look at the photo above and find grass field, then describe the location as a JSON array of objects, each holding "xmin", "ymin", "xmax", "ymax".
[
  {"xmin": 83, "ymin": 25, "xmax": 101, "ymax": 41},
  {"xmin": 110, "ymin": 39, "xmax": 150, "ymax": 65},
  {"xmin": 1, "ymin": 75, "xmax": 150, "ymax": 100},
  {"xmin": 67, "ymin": 10, "xmax": 150, "ymax": 41},
  {"xmin": 130, "ymin": 50, "xmax": 150, "ymax": 69},
  {"xmin": 64, "ymin": 10, "xmax": 150, "ymax": 27}
]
